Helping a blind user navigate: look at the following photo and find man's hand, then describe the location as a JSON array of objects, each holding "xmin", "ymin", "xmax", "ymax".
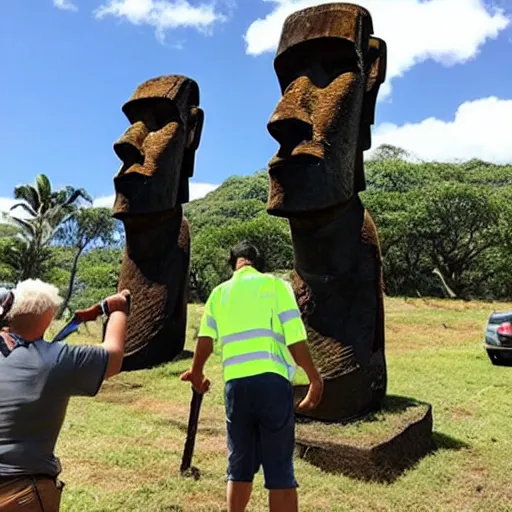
[
  {"xmin": 75, "ymin": 290, "xmax": 131, "ymax": 324},
  {"xmin": 180, "ymin": 369, "xmax": 211, "ymax": 394},
  {"xmin": 296, "ymin": 376, "xmax": 324, "ymax": 411},
  {"xmin": 288, "ymin": 340, "xmax": 324, "ymax": 411},
  {"xmin": 104, "ymin": 290, "xmax": 131, "ymax": 315}
]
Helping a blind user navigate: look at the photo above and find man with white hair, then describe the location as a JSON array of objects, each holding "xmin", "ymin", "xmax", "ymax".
[{"xmin": 0, "ymin": 279, "xmax": 130, "ymax": 511}]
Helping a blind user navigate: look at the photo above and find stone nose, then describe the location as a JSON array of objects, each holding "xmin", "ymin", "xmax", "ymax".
[
  {"xmin": 267, "ymin": 117, "xmax": 313, "ymax": 151},
  {"xmin": 267, "ymin": 82, "xmax": 313, "ymax": 151},
  {"xmin": 113, "ymin": 122, "xmax": 148, "ymax": 166}
]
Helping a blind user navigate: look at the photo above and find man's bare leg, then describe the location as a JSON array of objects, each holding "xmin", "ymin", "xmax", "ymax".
[
  {"xmin": 227, "ymin": 481, "xmax": 252, "ymax": 512},
  {"xmin": 269, "ymin": 489, "xmax": 298, "ymax": 512}
]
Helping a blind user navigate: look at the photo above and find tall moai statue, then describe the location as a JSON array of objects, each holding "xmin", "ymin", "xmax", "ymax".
[
  {"xmin": 266, "ymin": 4, "xmax": 387, "ymax": 421},
  {"xmin": 112, "ymin": 76, "xmax": 204, "ymax": 370}
]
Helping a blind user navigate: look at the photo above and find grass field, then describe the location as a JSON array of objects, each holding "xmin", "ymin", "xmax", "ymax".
[{"xmin": 46, "ymin": 297, "xmax": 512, "ymax": 511}]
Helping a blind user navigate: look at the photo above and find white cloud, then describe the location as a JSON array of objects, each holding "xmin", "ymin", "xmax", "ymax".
[
  {"xmin": 92, "ymin": 195, "xmax": 116, "ymax": 208},
  {"xmin": 188, "ymin": 181, "xmax": 219, "ymax": 200},
  {"xmin": 94, "ymin": 0, "xmax": 228, "ymax": 40},
  {"xmin": 370, "ymin": 96, "xmax": 512, "ymax": 163},
  {"xmin": 53, "ymin": 0, "xmax": 78, "ymax": 11},
  {"xmin": 0, "ymin": 199, "xmax": 19, "ymax": 218},
  {"xmin": 91, "ymin": 181, "xmax": 219, "ymax": 208},
  {"xmin": 245, "ymin": 0, "xmax": 510, "ymax": 98},
  {"xmin": 0, "ymin": 199, "xmax": 32, "ymax": 222}
]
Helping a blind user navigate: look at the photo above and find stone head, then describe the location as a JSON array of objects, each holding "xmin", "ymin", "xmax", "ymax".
[
  {"xmin": 267, "ymin": 3, "xmax": 384, "ymax": 216},
  {"xmin": 113, "ymin": 75, "xmax": 204, "ymax": 220}
]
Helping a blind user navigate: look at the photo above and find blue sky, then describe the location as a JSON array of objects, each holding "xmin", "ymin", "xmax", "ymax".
[{"xmin": 1, "ymin": 0, "xmax": 511, "ymax": 210}]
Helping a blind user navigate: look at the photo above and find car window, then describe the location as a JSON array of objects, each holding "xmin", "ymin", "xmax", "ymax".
[{"xmin": 489, "ymin": 312, "xmax": 512, "ymax": 324}]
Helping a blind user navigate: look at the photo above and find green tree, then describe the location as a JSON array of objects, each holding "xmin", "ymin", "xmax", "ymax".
[
  {"xmin": 364, "ymin": 181, "xmax": 503, "ymax": 299},
  {"xmin": 0, "ymin": 224, "xmax": 19, "ymax": 239},
  {"xmin": 1, "ymin": 174, "xmax": 91, "ymax": 280},
  {"xmin": 205, "ymin": 171, "xmax": 268, "ymax": 202},
  {"xmin": 369, "ymin": 144, "xmax": 411, "ymax": 162},
  {"xmin": 365, "ymin": 159, "xmax": 431, "ymax": 193},
  {"xmin": 413, "ymin": 183, "xmax": 500, "ymax": 298},
  {"xmin": 55, "ymin": 207, "xmax": 117, "ymax": 317},
  {"xmin": 363, "ymin": 190, "xmax": 434, "ymax": 296},
  {"xmin": 362, "ymin": 156, "xmax": 512, "ymax": 299},
  {"xmin": 186, "ymin": 199, "xmax": 265, "ymax": 231},
  {"xmin": 190, "ymin": 214, "xmax": 292, "ymax": 301}
]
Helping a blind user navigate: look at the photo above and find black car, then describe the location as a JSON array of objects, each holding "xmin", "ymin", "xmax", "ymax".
[{"xmin": 484, "ymin": 311, "xmax": 512, "ymax": 365}]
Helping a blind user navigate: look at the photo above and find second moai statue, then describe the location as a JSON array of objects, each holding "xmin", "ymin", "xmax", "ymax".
[
  {"xmin": 112, "ymin": 76, "xmax": 204, "ymax": 370},
  {"xmin": 266, "ymin": 3, "xmax": 387, "ymax": 421}
]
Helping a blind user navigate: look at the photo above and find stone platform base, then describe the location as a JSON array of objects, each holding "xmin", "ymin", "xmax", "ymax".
[{"xmin": 295, "ymin": 396, "xmax": 433, "ymax": 482}]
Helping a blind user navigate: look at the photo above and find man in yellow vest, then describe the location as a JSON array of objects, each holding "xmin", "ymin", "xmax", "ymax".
[{"xmin": 181, "ymin": 241, "xmax": 323, "ymax": 512}]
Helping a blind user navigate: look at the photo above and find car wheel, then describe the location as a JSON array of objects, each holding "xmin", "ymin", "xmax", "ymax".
[{"xmin": 487, "ymin": 349, "xmax": 505, "ymax": 366}]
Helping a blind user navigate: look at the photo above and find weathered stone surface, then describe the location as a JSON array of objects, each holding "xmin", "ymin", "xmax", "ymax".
[
  {"xmin": 112, "ymin": 75, "xmax": 204, "ymax": 370},
  {"xmin": 266, "ymin": 3, "xmax": 388, "ymax": 421},
  {"xmin": 295, "ymin": 397, "xmax": 433, "ymax": 482}
]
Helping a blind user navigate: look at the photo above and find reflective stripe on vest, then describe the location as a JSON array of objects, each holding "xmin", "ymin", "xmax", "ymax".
[
  {"xmin": 221, "ymin": 328, "xmax": 285, "ymax": 346},
  {"xmin": 278, "ymin": 309, "xmax": 300, "ymax": 323},
  {"xmin": 223, "ymin": 351, "xmax": 289, "ymax": 368},
  {"xmin": 220, "ymin": 327, "xmax": 294, "ymax": 380},
  {"xmin": 220, "ymin": 334, "xmax": 295, "ymax": 381},
  {"xmin": 222, "ymin": 349, "xmax": 293, "ymax": 382},
  {"xmin": 206, "ymin": 315, "xmax": 218, "ymax": 335}
]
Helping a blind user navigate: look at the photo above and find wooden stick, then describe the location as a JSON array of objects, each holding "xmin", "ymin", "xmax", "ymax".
[{"xmin": 180, "ymin": 389, "xmax": 204, "ymax": 475}]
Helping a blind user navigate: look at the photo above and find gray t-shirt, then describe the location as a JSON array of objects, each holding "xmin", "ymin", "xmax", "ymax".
[{"xmin": 0, "ymin": 338, "xmax": 108, "ymax": 477}]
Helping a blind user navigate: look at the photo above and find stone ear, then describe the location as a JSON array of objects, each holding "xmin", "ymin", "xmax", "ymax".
[
  {"xmin": 361, "ymin": 37, "xmax": 387, "ymax": 151},
  {"xmin": 187, "ymin": 107, "xmax": 204, "ymax": 152}
]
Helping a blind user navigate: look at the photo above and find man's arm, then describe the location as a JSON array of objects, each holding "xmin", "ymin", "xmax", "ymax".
[
  {"xmin": 275, "ymin": 278, "xmax": 324, "ymax": 410},
  {"xmin": 103, "ymin": 311, "xmax": 128, "ymax": 379},
  {"xmin": 288, "ymin": 341, "xmax": 323, "ymax": 410},
  {"xmin": 180, "ymin": 290, "xmax": 218, "ymax": 393},
  {"xmin": 102, "ymin": 291, "xmax": 130, "ymax": 379},
  {"xmin": 191, "ymin": 336, "xmax": 214, "ymax": 374}
]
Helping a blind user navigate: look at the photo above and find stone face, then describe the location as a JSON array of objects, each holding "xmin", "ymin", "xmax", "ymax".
[
  {"xmin": 112, "ymin": 75, "xmax": 204, "ymax": 370},
  {"xmin": 295, "ymin": 398, "xmax": 434, "ymax": 482},
  {"xmin": 266, "ymin": 3, "xmax": 387, "ymax": 421}
]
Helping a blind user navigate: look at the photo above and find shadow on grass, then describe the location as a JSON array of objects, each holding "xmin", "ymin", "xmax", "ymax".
[
  {"xmin": 153, "ymin": 416, "xmax": 224, "ymax": 437},
  {"xmin": 432, "ymin": 431, "xmax": 469, "ymax": 451},
  {"xmin": 173, "ymin": 350, "xmax": 194, "ymax": 362},
  {"xmin": 161, "ymin": 370, "xmax": 189, "ymax": 377}
]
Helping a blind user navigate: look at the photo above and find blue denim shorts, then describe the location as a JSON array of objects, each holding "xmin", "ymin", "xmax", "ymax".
[{"xmin": 224, "ymin": 372, "xmax": 297, "ymax": 490}]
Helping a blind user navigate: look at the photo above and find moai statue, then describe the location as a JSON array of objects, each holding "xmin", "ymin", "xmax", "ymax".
[
  {"xmin": 266, "ymin": 4, "xmax": 387, "ymax": 421},
  {"xmin": 112, "ymin": 76, "xmax": 204, "ymax": 370}
]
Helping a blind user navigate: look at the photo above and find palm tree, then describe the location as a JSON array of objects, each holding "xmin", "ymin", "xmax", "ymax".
[
  {"xmin": 1, "ymin": 174, "xmax": 92, "ymax": 280},
  {"xmin": 10, "ymin": 174, "xmax": 91, "ymax": 226}
]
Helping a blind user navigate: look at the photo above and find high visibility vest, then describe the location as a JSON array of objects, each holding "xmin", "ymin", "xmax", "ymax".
[{"xmin": 198, "ymin": 266, "xmax": 308, "ymax": 383}]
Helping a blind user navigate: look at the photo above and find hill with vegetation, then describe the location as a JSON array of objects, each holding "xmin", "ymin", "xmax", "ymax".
[
  {"xmin": 1, "ymin": 149, "xmax": 511, "ymax": 307},
  {"xmin": 185, "ymin": 152, "xmax": 512, "ymax": 302},
  {"xmin": 185, "ymin": 171, "xmax": 293, "ymax": 301}
]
